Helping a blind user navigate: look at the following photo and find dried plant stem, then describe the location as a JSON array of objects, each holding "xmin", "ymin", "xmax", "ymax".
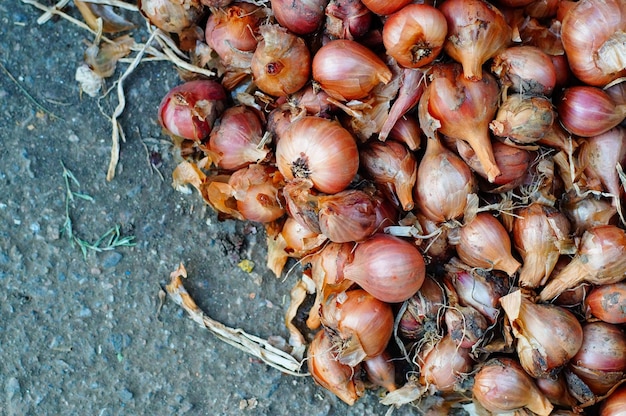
[
  {"xmin": 165, "ymin": 264, "xmax": 307, "ymax": 377},
  {"xmin": 106, "ymin": 28, "xmax": 157, "ymax": 181},
  {"xmin": 76, "ymin": 0, "xmax": 138, "ymax": 11}
]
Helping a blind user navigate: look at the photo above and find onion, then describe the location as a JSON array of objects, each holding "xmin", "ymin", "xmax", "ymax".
[
  {"xmin": 382, "ymin": 4, "xmax": 447, "ymax": 69},
  {"xmin": 386, "ymin": 116, "xmax": 421, "ymax": 151},
  {"xmin": 207, "ymin": 105, "xmax": 268, "ymax": 171},
  {"xmin": 414, "ymin": 136, "xmax": 476, "ymax": 223},
  {"xmin": 378, "ymin": 68, "xmax": 426, "ymax": 143},
  {"xmin": 500, "ymin": 290, "xmax": 583, "ymax": 379},
  {"xmin": 539, "ymin": 225, "xmax": 626, "ymax": 301},
  {"xmin": 138, "ymin": 0, "xmax": 204, "ymax": 33},
  {"xmin": 158, "ymin": 80, "xmax": 227, "ymax": 142},
  {"xmin": 398, "ymin": 276, "xmax": 445, "ymax": 340},
  {"xmin": 251, "ymin": 25, "xmax": 311, "ymax": 97},
  {"xmin": 320, "ymin": 289, "xmax": 394, "ymax": 366},
  {"xmin": 489, "ymin": 94, "xmax": 555, "ymax": 145},
  {"xmin": 439, "ymin": 0, "xmax": 512, "ymax": 81},
  {"xmin": 205, "ymin": 2, "xmax": 262, "ymax": 65},
  {"xmin": 419, "ymin": 334, "xmax": 473, "ymax": 392},
  {"xmin": 443, "ymin": 280, "xmax": 488, "ymax": 349},
  {"xmin": 455, "ymin": 212, "xmax": 521, "ymax": 276},
  {"xmin": 360, "ymin": 0, "xmax": 411, "ymax": 16},
  {"xmin": 535, "ymin": 374, "xmax": 578, "ymax": 408},
  {"xmin": 446, "ymin": 263, "xmax": 510, "ymax": 324},
  {"xmin": 512, "ymin": 203, "xmax": 575, "ymax": 288},
  {"xmin": 601, "ymin": 385, "xmax": 626, "ymax": 416},
  {"xmin": 561, "ymin": 193, "xmax": 618, "ymax": 235},
  {"xmin": 419, "ymin": 63, "xmax": 501, "ymax": 182},
  {"xmin": 491, "ymin": 45, "xmax": 556, "ymax": 96},
  {"xmin": 580, "ymin": 127, "xmax": 626, "ymax": 210},
  {"xmin": 561, "ymin": 0, "xmax": 626, "ymax": 86},
  {"xmin": 343, "ymin": 234, "xmax": 425, "ymax": 303},
  {"xmin": 271, "ymin": 0, "xmax": 328, "ymax": 35},
  {"xmin": 359, "ymin": 140, "xmax": 417, "ymax": 212},
  {"xmin": 473, "ymin": 357, "xmax": 554, "ymax": 416},
  {"xmin": 307, "ymin": 329, "xmax": 364, "ymax": 405},
  {"xmin": 312, "ymin": 39, "xmax": 392, "ymax": 101},
  {"xmin": 317, "ymin": 189, "xmax": 378, "ymax": 243},
  {"xmin": 569, "ymin": 321, "xmax": 626, "ymax": 395},
  {"xmin": 455, "ymin": 139, "xmax": 532, "ymax": 192},
  {"xmin": 325, "ymin": 0, "xmax": 373, "ymax": 40},
  {"xmin": 227, "ymin": 164, "xmax": 285, "ymax": 223},
  {"xmin": 558, "ymin": 86, "xmax": 626, "ymax": 137},
  {"xmin": 280, "ymin": 217, "xmax": 326, "ymax": 258},
  {"xmin": 363, "ymin": 351, "xmax": 396, "ymax": 392},
  {"xmin": 525, "ymin": 0, "xmax": 561, "ymax": 19},
  {"xmin": 585, "ymin": 282, "xmax": 626, "ymax": 324},
  {"xmin": 276, "ymin": 116, "xmax": 359, "ymax": 194}
]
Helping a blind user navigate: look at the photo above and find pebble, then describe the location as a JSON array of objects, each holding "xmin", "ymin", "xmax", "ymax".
[
  {"xmin": 101, "ymin": 252, "xmax": 122, "ymax": 269},
  {"xmin": 118, "ymin": 388, "xmax": 134, "ymax": 403}
]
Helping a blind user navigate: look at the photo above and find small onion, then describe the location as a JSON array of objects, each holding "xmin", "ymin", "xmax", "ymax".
[
  {"xmin": 308, "ymin": 329, "xmax": 363, "ymax": 405},
  {"xmin": 271, "ymin": 0, "xmax": 328, "ymax": 35},
  {"xmin": 558, "ymin": 86, "xmax": 626, "ymax": 138},
  {"xmin": 382, "ymin": 4, "xmax": 447, "ymax": 69},
  {"xmin": 312, "ymin": 39, "xmax": 392, "ymax": 101},
  {"xmin": 439, "ymin": 0, "xmax": 512, "ymax": 81},
  {"xmin": 317, "ymin": 189, "xmax": 378, "ymax": 243},
  {"xmin": 205, "ymin": 2, "xmax": 262, "ymax": 65},
  {"xmin": 561, "ymin": 0, "xmax": 626, "ymax": 86},
  {"xmin": 473, "ymin": 357, "xmax": 553, "ymax": 415},
  {"xmin": 343, "ymin": 234, "xmax": 425, "ymax": 303},
  {"xmin": 398, "ymin": 276, "xmax": 445, "ymax": 340},
  {"xmin": 500, "ymin": 290, "xmax": 583, "ymax": 379},
  {"xmin": 539, "ymin": 225, "xmax": 626, "ymax": 301},
  {"xmin": 569, "ymin": 321, "xmax": 626, "ymax": 395},
  {"xmin": 276, "ymin": 116, "xmax": 359, "ymax": 194},
  {"xmin": 251, "ymin": 25, "xmax": 311, "ymax": 97},
  {"xmin": 489, "ymin": 94, "xmax": 555, "ymax": 145},
  {"xmin": 325, "ymin": 0, "xmax": 373, "ymax": 40},
  {"xmin": 158, "ymin": 80, "xmax": 227, "ymax": 142},
  {"xmin": 456, "ymin": 212, "xmax": 521, "ymax": 276},
  {"xmin": 360, "ymin": 0, "xmax": 411, "ymax": 16},
  {"xmin": 585, "ymin": 282, "xmax": 626, "ymax": 324},
  {"xmin": 363, "ymin": 351, "xmax": 397, "ymax": 392},
  {"xmin": 601, "ymin": 385, "xmax": 626, "ymax": 416},
  {"xmin": 138, "ymin": 0, "xmax": 204, "ymax": 33},
  {"xmin": 419, "ymin": 334, "xmax": 473, "ymax": 392},
  {"xmin": 320, "ymin": 289, "xmax": 394, "ymax": 366},
  {"xmin": 414, "ymin": 136, "xmax": 476, "ymax": 223}
]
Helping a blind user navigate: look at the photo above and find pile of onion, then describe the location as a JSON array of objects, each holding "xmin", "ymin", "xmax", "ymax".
[{"xmin": 143, "ymin": 0, "xmax": 626, "ymax": 412}]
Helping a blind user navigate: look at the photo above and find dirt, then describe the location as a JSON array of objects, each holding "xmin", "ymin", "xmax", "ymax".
[{"xmin": 0, "ymin": 3, "xmax": 420, "ymax": 415}]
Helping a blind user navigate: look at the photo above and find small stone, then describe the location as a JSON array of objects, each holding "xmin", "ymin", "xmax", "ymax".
[
  {"xmin": 101, "ymin": 252, "xmax": 123, "ymax": 268},
  {"xmin": 118, "ymin": 388, "xmax": 134, "ymax": 403}
]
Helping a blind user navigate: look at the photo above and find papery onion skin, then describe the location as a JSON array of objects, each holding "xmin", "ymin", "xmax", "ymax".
[
  {"xmin": 439, "ymin": 0, "xmax": 512, "ymax": 81},
  {"xmin": 561, "ymin": 0, "xmax": 626, "ymax": 87},
  {"xmin": 312, "ymin": 39, "xmax": 392, "ymax": 101},
  {"xmin": 489, "ymin": 94, "xmax": 555, "ymax": 145},
  {"xmin": 276, "ymin": 116, "xmax": 359, "ymax": 194},
  {"xmin": 382, "ymin": 4, "xmax": 448, "ymax": 69},
  {"xmin": 500, "ymin": 290, "xmax": 583, "ymax": 379},
  {"xmin": 585, "ymin": 282, "xmax": 626, "ymax": 324},
  {"xmin": 456, "ymin": 212, "xmax": 521, "ymax": 276},
  {"xmin": 539, "ymin": 225, "xmax": 626, "ymax": 302},
  {"xmin": 473, "ymin": 357, "xmax": 554, "ymax": 415},
  {"xmin": 398, "ymin": 276, "xmax": 445, "ymax": 340},
  {"xmin": 414, "ymin": 136, "xmax": 476, "ymax": 223},
  {"xmin": 158, "ymin": 80, "xmax": 227, "ymax": 141},
  {"xmin": 251, "ymin": 25, "xmax": 311, "ymax": 97},
  {"xmin": 139, "ymin": 0, "xmax": 204, "ymax": 33},
  {"xmin": 558, "ymin": 86, "xmax": 626, "ymax": 138},
  {"xmin": 308, "ymin": 329, "xmax": 364, "ymax": 405},
  {"xmin": 343, "ymin": 234, "xmax": 425, "ymax": 303},
  {"xmin": 569, "ymin": 321, "xmax": 626, "ymax": 395},
  {"xmin": 320, "ymin": 289, "xmax": 394, "ymax": 366}
]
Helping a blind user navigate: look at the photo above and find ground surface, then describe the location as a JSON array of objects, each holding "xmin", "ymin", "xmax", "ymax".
[{"xmin": 0, "ymin": 2, "xmax": 419, "ymax": 415}]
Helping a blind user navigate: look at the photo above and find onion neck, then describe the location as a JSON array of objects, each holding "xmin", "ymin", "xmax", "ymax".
[
  {"xmin": 495, "ymin": 253, "xmax": 521, "ymax": 277},
  {"xmin": 598, "ymin": 32, "xmax": 626, "ymax": 74},
  {"xmin": 539, "ymin": 257, "xmax": 587, "ymax": 301},
  {"xmin": 518, "ymin": 250, "xmax": 559, "ymax": 288},
  {"xmin": 460, "ymin": 133, "xmax": 501, "ymax": 183}
]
